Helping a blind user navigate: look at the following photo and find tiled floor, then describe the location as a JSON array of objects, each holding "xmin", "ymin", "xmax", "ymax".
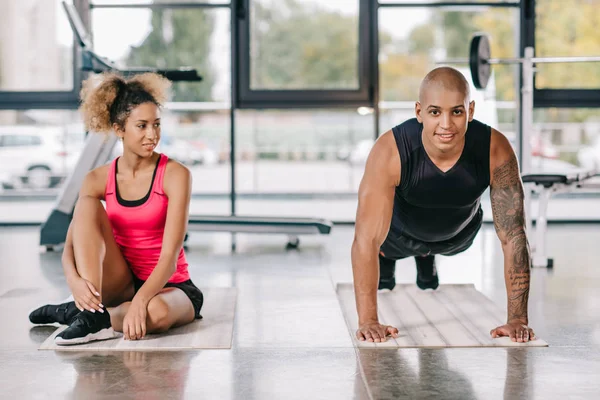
[{"xmin": 1, "ymin": 223, "xmax": 599, "ymax": 399}]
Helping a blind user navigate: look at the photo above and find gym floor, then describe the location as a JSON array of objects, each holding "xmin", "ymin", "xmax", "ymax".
[{"xmin": 1, "ymin": 223, "xmax": 599, "ymax": 399}]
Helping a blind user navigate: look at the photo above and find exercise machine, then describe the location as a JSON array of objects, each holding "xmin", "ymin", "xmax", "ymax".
[
  {"xmin": 440, "ymin": 34, "xmax": 600, "ymax": 268},
  {"xmin": 522, "ymin": 171, "xmax": 597, "ymax": 268},
  {"xmin": 40, "ymin": 2, "xmax": 332, "ymax": 251}
]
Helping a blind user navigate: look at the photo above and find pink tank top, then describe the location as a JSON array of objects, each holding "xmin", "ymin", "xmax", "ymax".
[{"xmin": 104, "ymin": 153, "xmax": 190, "ymax": 283}]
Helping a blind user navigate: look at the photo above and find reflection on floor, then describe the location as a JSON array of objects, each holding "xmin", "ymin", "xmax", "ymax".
[{"xmin": 1, "ymin": 224, "xmax": 599, "ymax": 399}]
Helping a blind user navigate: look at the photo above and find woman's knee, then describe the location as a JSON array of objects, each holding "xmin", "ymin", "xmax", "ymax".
[
  {"xmin": 72, "ymin": 196, "xmax": 104, "ymax": 227},
  {"xmin": 147, "ymin": 297, "xmax": 172, "ymax": 332},
  {"xmin": 74, "ymin": 195, "xmax": 103, "ymax": 215}
]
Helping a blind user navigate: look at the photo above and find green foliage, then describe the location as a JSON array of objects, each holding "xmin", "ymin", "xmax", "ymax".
[
  {"xmin": 472, "ymin": 9, "xmax": 517, "ymax": 101},
  {"xmin": 125, "ymin": 5, "xmax": 215, "ymax": 101},
  {"xmin": 122, "ymin": 0, "xmax": 598, "ymax": 125},
  {"xmin": 379, "ymin": 1, "xmax": 599, "ymax": 117},
  {"xmin": 534, "ymin": 0, "xmax": 600, "ymax": 90},
  {"xmin": 378, "ymin": 8, "xmax": 517, "ymax": 102},
  {"xmin": 251, "ymin": 0, "xmax": 359, "ymax": 90}
]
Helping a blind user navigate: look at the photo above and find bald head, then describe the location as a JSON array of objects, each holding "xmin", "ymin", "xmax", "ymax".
[{"xmin": 418, "ymin": 66, "xmax": 471, "ymax": 104}]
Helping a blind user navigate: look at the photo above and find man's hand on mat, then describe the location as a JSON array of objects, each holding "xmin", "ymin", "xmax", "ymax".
[
  {"xmin": 123, "ymin": 300, "xmax": 147, "ymax": 341},
  {"xmin": 356, "ymin": 322, "xmax": 399, "ymax": 343},
  {"xmin": 490, "ymin": 321, "xmax": 536, "ymax": 343},
  {"xmin": 68, "ymin": 277, "xmax": 103, "ymax": 313}
]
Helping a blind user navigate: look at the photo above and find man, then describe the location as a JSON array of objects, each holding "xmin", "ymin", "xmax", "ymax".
[{"xmin": 351, "ymin": 66, "xmax": 535, "ymax": 344}]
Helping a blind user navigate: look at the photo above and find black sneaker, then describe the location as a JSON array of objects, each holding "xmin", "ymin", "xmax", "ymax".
[
  {"xmin": 415, "ymin": 255, "xmax": 439, "ymax": 290},
  {"xmin": 378, "ymin": 254, "xmax": 397, "ymax": 291},
  {"xmin": 54, "ymin": 309, "xmax": 118, "ymax": 346},
  {"xmin": 29, "ymin": 301, "xmax": 80, "ymax": 325}
]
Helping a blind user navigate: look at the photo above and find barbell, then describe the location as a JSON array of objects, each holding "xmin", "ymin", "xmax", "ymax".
[{"xmin": 442, "ymin": 33, "xmax": 600, "ymax": 89}]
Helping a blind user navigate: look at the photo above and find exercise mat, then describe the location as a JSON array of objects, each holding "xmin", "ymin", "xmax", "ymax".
[
  {"xmin": 336, "ymin": 283, "xmax": 548, "ymax": 348},
  {"xmin": 40, "ymin": 287, "xmax": 237, "ymax": 351}
]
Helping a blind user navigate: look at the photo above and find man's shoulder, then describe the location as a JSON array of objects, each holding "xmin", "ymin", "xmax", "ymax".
[
  {"xmin": 467, "ymin": 118, "xmax": 492, "ymax": 133},
  {"xmin": 392, "ymin": 118, "xmax": 422, "ymax": 135}
]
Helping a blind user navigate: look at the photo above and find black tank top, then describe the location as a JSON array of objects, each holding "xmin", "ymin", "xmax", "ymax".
[{"xmin": 390, "ymin": 118, "xmax": 491, "ymax": 242}]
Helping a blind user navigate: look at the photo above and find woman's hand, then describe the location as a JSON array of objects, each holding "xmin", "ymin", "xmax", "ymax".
[
  {"xmin": 122, "ymin": 300, "xmax": 148, "ymax": 340},
  {"xmin": 67, "ymin": 276, "xmax": 104, "ymax": 313}
]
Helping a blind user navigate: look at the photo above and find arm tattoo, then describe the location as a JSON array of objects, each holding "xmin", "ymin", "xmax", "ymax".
[{"xmin": 490, "ymin": 156, "xmax": 531, "ymax": 323}]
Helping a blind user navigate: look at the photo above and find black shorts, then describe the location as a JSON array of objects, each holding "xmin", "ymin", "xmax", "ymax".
[
  {"xmin": 132, "ymin": 275, "xmax": 204, "ymax": 320},
  {"xmin": 380, "ymin": 208, "xmax": 483, "ymax": 260}
]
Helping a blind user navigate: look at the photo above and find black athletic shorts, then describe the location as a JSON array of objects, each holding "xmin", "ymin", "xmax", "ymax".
[
  {"xmin": 132, "ymin": 275, "xmax": 204, "ymax": 320},
  {"xmin": 380, "ymin": 208, "xmax": 483, "ymax": 260}
]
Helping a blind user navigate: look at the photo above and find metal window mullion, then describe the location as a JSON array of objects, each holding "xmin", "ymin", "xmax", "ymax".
[
  {"xmin": 236, "ymin": 0, "xmax": 374, "ymax": 108},
  {"xmin": 377, "ymin": 1, "xmax": 520, "ymax": 8},
  {"xmin": 90, "ymin": 2, "xmax": 231, "ymax": 9}
]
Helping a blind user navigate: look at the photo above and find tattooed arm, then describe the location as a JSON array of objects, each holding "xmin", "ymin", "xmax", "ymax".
[{"xmin": 488, "ymin": 129, "xmax": 536, "ymax": 342}]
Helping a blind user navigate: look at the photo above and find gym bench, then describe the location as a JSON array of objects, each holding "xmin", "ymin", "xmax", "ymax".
[
  {"xmin": 522, "ymin": 170, "xmax": 597, "ymax": 268},
  {"xmin": 185, "ymin": 215, "xmax": 332, "ymax": 250}
]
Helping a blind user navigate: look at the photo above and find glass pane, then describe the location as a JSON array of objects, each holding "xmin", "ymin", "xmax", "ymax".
[
  {"xmin": 0, "ymin": 109, "xmax": 84, "ymax": 207},
  {"xmin": 378, "ymin": 7, "xmax": 519, "ymax": 149},
  {"xmin": 0, "ymin": 108, "xmax": 232, "ymax": 222},
  {"xmin": 535, "ymin": 0, "xmax": 600, "ymax": 89},
  {"xmin": 379, "ymin": 7, "xmax": 518, "ymax": 100},
  {"xmin": 249, "ymin": 0, "xmax": 360, "ymax": 90},
  {"xmin": 234, "ymin": 109, "xmax": 374, "ymax": 220},
  {"xmin": 93, "ymin": 7, "xmax": 232, "ymax": 215},
  {"xmin": 532, "ymin": 108, "xmax": 600, "ymax": 175},
  {"xmin": 0, "ymin": 0, "xmax": 74, "ymax": 91},
  {"xmin": 92, "ymin": 7, "xmax": 231, "ymax": 102},
  {"xmin": 0, "ymin": 6, "xmax": 233, "ymax": 222}
]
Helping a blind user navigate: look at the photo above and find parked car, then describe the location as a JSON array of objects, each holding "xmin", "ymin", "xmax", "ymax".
[{"xmin": 0, "ymin": 126, "xmax": 82, "ymax": 190}]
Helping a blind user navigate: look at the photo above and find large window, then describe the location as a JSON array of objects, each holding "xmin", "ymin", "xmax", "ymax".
[
  {"xmin": 532, "ymin": 108, "xmax": 600, "ymax": 172},
  {"xmin": 534, "ymin": 0, "xmax": 600, "ymax": 90},
  {"xmin": 91, "ymin": 5, "xmax": 233, "ymax": 216},
  {"xmin": 236, "ymin": 0, "xmax": 374, "ymax": 108},
  {"xmin": 91, "ymin": 7, "xmax": 231, "ymax": 103},
  {"xmin": 0, "ymin": 4, "xmax": 232, "ymax": 220},
  {"xmin": 0, "ymin": 0, "xmax": 74, "ymax": 92},
  {"xmin": 249, "ymin": 0, "xmax": 360, "ymax": 91},
  {"xmin": 234, "ymin": 108, "xmax": 374, "ymax": 220},
  {"xmin": 0, "ymin": 0, "xmax": 79, "ymax": 110},
  {"xmin": 531, "ymin": 0, "xmax": 600, "ymax": 107},
  {"xmin": 0, "ymin": 109, "xmax": 84, "ymax": 224},
  {"xmin": 1, "ymin": 0, "xmax": 599, "ymax": 226},
  {"xmin": 378, "ymin": 6, "xmax": 520, "ymax": 144}
]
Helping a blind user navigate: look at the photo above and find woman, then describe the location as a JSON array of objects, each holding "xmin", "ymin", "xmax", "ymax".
[{"xmin": 29, "ymin": 72, "xmax": 203, "ymax": 345}]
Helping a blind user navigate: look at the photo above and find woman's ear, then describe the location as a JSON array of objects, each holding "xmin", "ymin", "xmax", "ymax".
[{"xmin": 113, "ymin": 123, "xmax": 124, "ymax": 140}]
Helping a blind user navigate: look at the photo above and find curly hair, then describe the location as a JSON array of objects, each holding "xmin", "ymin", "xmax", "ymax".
[{"xmin": 79, "ymin": 72, "xmax": 172, "ymax": 133}]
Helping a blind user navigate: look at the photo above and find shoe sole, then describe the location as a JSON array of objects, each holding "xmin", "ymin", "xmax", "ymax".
[{"xmin": 54, "ymin": 328, "xmax": 119, "ymax": 346}]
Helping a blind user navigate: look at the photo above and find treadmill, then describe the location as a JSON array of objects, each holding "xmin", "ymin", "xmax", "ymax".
[{"xmin": 40, "ymin": 2, "xmax": 333, "ymax": 251}]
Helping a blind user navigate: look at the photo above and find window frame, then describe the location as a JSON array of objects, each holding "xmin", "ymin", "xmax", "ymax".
[
  {"xmin": 525, "ymin": 0, "xmax": 600, "ymax": 108},
  {"xmin": 234, "ymin": 0, "xmax": 376, "ymax": 109},
  {"xmin": 0, "ymin": 0, "xmax": 90, "ymax": 110}
]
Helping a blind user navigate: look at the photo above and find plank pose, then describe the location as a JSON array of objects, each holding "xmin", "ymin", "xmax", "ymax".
[{"xmin": 351, "ymin": 66, "xmax": 535, "ymax": 344}]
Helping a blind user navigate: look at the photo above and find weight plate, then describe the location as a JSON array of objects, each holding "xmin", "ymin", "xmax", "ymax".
[{"xmin": 470, "ymin": 34, "xmax": 491, "ymax": 89}]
